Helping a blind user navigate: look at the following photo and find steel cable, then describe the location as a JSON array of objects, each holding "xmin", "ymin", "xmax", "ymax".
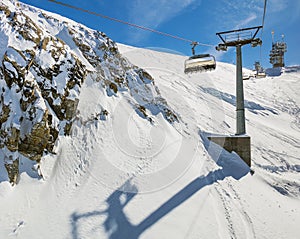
[{"xmin": 47, "ymin": 0, "xmax": 214, "ymax": 48}]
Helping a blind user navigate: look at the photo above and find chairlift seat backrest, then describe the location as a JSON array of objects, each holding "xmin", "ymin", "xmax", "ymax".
[
  {"xmin": 184, "ymin": 54, "xmax": 216, "ymax": 74},
  {"xmin": 189, "ymin": 54, "xmax": 210, "ymax": 59}
]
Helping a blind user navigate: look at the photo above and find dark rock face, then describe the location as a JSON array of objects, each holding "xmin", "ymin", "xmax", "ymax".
[{"xmin": 0, "ymin": 3, "xmax": 89, "ymax": 184}]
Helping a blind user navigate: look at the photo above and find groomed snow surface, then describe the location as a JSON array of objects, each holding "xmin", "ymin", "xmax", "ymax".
[{"xmin": 1, "ymin": 43, "xmax": 300, "ymax": 239}]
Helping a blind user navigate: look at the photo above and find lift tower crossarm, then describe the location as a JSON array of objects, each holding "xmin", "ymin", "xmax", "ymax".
[
  {"xmin": 216, "ymin": 26, "xmax": 262, "ymax": 38},
  {"xmin": 215, "ymin": 26, "xmax": 263, "ymax": 135},
  {"xmin": 216, "ymin": 26, "xmax": 262, "ymax": 47}
]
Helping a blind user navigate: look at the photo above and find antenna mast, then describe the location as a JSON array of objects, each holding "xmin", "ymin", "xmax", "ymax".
[{"xmin": 269, "ymin": 32, "xmax": 287, "ymax": 68}]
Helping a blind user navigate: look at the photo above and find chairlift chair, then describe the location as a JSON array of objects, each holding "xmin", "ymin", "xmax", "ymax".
[
  {"xmin": 243, "ymin": 73, "xmax": 251, "ymax": 80},
  {"xmin": 254, "ymin": 61, "xmax": 266, "ymax": 78},
  {"xmin": 184, "ymin": 42, "xmax": 216, "ymax": 74},
  {"xmin": 256, "ymin": 71, "xmax": 266, "ymax": 78},
  {"xmin": 184, "ymin": 54, "xmax": 216, "ymax": 74}
]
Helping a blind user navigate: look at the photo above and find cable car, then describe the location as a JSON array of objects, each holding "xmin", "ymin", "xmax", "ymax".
[{"xmin": 184, "ymin": 42, "xmax": 216, "ymax": 74}]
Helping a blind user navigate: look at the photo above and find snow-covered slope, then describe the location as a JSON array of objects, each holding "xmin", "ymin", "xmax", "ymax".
[{"xmin": 0, "ymin": 1, "xmax": 299, "ymax": 239}]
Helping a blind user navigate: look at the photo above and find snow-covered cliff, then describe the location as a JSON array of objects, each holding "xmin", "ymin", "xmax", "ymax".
[{"xmin": 0, "ymin": 0, "xmax": 176, "ymax": 184}]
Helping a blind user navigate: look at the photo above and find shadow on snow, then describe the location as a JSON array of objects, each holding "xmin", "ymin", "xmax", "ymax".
[
  {"xmin": 70, "ymin": 131, "xmax": 250, "ymax": 239},
  {"xmin": 199, "ymin": 86, "xmax": 278, "ymax": 116}
]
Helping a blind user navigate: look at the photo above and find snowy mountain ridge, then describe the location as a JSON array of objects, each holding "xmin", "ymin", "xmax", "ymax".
[{"xmin": 0, "ymin": 1, "xmax": 299, "ymax": 239}]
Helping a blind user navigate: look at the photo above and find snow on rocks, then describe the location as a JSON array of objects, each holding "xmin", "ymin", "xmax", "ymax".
[{"xmin": 0, "ymin": 0, "xmax": 177, "ymax": 184}]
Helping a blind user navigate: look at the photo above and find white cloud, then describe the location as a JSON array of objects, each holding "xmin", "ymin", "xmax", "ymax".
[
  {"xmin": 268, "ymin": 0, "xmax": 288, "ymax": 13},
  {"xmin": 127, "ymin": 0, "xmax": 201, "ymax": 43},
  {"xmin": 266, "ymin": 0, "xmax": 300, "ymax": 25},
  {"xmin": 235, "ymin": 13, "xmax": 258, "ymax": 29},
  {"xmin": 215, "ymin": 0, "xmax": 265, "ymax": 29}
]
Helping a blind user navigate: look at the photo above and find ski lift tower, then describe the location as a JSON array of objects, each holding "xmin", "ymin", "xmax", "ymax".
[
  {"xmin": 216, "ymin": 26, "xmax": 262, "ymax": 135},
  {"xmin": 207, "ymin": 26, "xmax": 262, "ymax": 168}
]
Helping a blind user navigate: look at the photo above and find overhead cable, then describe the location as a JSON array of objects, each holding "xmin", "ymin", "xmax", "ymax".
[
  {"xmin": 48, "ymin": 0, "xmax": 214, "ymax": 47},
  {"xmin": 262, "ymin": 0, "xmax": 267, "ymax": 29}
]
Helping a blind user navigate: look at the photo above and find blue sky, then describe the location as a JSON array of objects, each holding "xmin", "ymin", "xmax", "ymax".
[{"xmin": 20, "ymin": 0, "xmax": 300, "ymax": 69}]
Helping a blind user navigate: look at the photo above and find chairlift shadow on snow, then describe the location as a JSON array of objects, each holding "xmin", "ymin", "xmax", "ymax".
[{"xmin": 70, "ymin": 132, "xmax": 250, "ymax": 239}]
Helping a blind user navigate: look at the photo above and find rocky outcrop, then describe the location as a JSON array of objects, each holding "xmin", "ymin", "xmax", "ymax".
[
  {"xmin": 0, "ymin": 2, "xmax": 88, "ymax": 184},
  {"xmin": 0, "ymin": 0, "xmax": 178, "ymax": 185}
]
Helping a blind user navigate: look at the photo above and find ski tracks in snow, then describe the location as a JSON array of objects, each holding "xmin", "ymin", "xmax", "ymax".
[{"xmin": 211, "ymin": 180, "xmax": 256, "ymax": 239}]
